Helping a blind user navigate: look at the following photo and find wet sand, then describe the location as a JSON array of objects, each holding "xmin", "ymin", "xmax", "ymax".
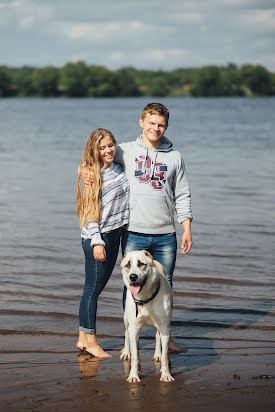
[{"xmin": 1, "ymin": 332, "xmax": 274, "ymax": 411}]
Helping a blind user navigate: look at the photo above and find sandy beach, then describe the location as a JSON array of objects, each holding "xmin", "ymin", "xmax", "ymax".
[{"xmin": 1, "ymin": 331, "xmax": 274, "ymax": 411}]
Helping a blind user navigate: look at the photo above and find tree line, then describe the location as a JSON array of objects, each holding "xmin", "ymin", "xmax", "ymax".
[{"xmin": 0, "ymin": 62, "xmax": 274, "ymax": 97}]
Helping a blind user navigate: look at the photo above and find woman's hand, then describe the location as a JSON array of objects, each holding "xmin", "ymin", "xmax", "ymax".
[{"xmin": 93, "ymin": 245, "xmax": 106, "ymax": 262}]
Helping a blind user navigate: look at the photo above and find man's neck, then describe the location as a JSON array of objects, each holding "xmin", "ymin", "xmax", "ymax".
[{"xmin": 141, "ymin": 135, "xmax": 162, "ymax": 150}]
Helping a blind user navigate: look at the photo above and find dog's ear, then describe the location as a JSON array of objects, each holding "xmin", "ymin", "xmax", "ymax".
[
  {"xmin": 143, "ymin": 250, "xmax": 153, "ymax": 258},
  {"xmin": 143, "ymin": 250, "xmax": 153, "ymax": 260},
  {"xmin": 120, "ymin": 252, "xmax": 129, "ymax": 268},
  {"xmin": 119, "ymin": 256, "xmax": 125, "ymax": 268}
]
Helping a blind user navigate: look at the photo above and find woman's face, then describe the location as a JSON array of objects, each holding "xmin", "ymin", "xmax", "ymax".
[{"xmin": 98, "ymin": 135, "xmax": 116, "ymax": 166}]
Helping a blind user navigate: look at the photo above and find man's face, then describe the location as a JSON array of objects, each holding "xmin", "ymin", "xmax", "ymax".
[{"xmin": 139, "ymin": 113, "xmax": 167, "ymax": 149}]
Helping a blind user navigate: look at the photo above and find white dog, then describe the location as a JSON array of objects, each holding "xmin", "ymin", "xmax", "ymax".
[{"xmin": 120, "ymin": 250, "xmax": 174, "ymax": 382}]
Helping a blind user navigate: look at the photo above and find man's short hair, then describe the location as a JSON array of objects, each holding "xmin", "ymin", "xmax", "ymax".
[{"xmin": 142, "ymin": 103, "xmax": 169, "ymax": 126}]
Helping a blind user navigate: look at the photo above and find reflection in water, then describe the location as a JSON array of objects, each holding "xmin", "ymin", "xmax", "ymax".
[
  {"xmin": 122, "ymin": 358, "xmax": 131, "ymax": 378},
  {"xmin": 77, "ymin": 353, "xmax": 104, "ymax": 381}
]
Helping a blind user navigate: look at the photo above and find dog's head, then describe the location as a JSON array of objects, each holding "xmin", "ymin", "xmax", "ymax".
[{"xmin": 120, "ymin": 250, "xmax": 155, "ymax": 296}]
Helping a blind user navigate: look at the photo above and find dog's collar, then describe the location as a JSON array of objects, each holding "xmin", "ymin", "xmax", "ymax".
[{"xmin": 132, "ymin": 279, "xmax": 161, "ymax": 317}]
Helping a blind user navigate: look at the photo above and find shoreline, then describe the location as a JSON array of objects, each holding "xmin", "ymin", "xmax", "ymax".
[{"xmin": 1, "ymin": 333, "xmax": 274, "ymax": 411}]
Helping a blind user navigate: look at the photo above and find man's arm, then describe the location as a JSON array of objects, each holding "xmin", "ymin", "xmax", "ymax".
[
  {"xmin": 181, "ymin": 218, "xmax": 192, "ymax": 254},
  {"xmin": 173, "ymin": 154, "xmax": 193, "ymax": 254}
]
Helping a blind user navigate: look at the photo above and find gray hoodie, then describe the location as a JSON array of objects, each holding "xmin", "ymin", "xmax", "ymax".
[{"xmin": 115, "ymin": 135, "xmax": 192, "ymax": 234}]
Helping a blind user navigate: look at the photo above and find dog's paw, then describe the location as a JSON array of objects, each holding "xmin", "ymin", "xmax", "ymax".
[
  {"xmin": 120, "ymin": 352, "xmax": 131, "ymax": 360},
  {"xmin": 126, "ymin": 375, "xmax": 140, "ymax": 383},
  {"xmin": 153, "ymin": 352, "xmax": 161, "ymax": 362},
  {"xmin": 160, "ymin": 373, "xmax": 175, "ymax": 382}
]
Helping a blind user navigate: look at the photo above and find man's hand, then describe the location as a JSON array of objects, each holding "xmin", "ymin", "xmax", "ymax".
[
  {"xmin": 181, "ymin": 219, "xmax": 192, "ymax": 255},
  {"xmin": 93, "ymin": 245, "xmax": 106, "ymax": 261}
]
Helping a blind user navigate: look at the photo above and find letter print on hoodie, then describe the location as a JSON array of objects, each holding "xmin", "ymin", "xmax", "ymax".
[{"xmin": 135, "ymin": 155, "xmax": 168, "ymax": 190}]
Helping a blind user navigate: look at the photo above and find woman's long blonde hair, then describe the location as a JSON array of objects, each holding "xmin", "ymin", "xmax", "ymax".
[{"xmin": 76, "ymin": 128, "xmax": 117, "ymax": 228}]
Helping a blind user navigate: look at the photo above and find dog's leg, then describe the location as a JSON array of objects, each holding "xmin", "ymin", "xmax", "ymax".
[
  {"xmin": 153, "ymin": 330, "xmax": 161, "ymax": 361},
  {"xmin": 159, "ymin": 330, "xmax": 175, "ymax": 382},
  {"xmin": 126, "ymin": 326, "xmax": 141, "ymax": 382},
  {"xmin": 120, "ymin": 316, "xmax": 131, "ymax": 360},
  {"xmin": 119, "ymin": 317, "xmax": 131, "ymax": 360}
]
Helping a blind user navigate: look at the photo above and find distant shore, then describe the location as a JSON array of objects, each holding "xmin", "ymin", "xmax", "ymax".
[{"xmin": 1, "ymin": 62, "xmax": 274, "ymax": 98}]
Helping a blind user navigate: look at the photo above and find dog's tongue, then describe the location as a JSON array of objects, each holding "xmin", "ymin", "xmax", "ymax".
[{"xmin": 130, "ymin": 285, "xmax": 141, "ymax": 295}]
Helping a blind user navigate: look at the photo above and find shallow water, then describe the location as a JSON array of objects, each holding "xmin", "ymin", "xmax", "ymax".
[{"xmin": 0, "ymin": 97, "xmax": 275, "ymax": 364}]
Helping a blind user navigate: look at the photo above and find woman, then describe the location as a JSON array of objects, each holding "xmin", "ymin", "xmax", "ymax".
[{"xmin": 76, "ymin": 128, "xmax": 129, "ymax": 358}]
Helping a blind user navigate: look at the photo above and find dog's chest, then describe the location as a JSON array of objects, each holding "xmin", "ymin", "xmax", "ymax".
[{"xmin": 136, "ymin": 305, "xmax": 159, "ymax": 327}]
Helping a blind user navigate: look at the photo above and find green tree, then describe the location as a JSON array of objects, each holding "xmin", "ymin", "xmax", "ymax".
[
  {"xmin": 32, "ymin": 66, "xmax": 59, "ymax": 96},
  {"xmin": 0, "ymin": 66, "xmax": 13, "ymax": 96},
  {"xmin": 115, "ymin": 67, "xmax": 140, "ymax": 96},
  {"xmin": 59, "ymin": 61, "xmax": 89, "ymax": 96},
  {"xmin": 87, "ymin": 66, "xmax": 118, "ymax": 96},
  {"xmin": 191, "ymin": 65, "xmax": 224, "ymax": 96},
  {"xmin": 221, "ymin": 65, "xmax": 244, "ymax": 96},
  {"xmin": 241, "ymin": 64, "xmax": 272, "ymax": 95},
  {"xmin": 145, "ymin": 76, "xmax": 170, "ymax": 96},
  {"xmin": 11, "ymin": 66, "xmax": 36, "ymax": 96}
]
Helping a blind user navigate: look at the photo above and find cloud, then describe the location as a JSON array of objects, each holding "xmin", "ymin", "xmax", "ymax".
[
  {"xmin": 105, "ymin": 48, "xmax": 204, "ymax": 69},
  {"xmin": 205, "ymin": 0, "xmax": 275, "ymax": 9},
  {"xmin": 253, "ymin": 38, "xmax": 275, "ymax": 49},
  {"xmin": 0, "ymin": 0, "xmax": 53, "ymax": 29},
  {"xmin": 239, "ymin": 8, "xmax": 275, "ymax": 32},
  {"xmin": 165, "ymin": 11, "xmax": 204, "ymax": 24},
  {"xmin": 1, "ymin": 0, "xmax": 275, "ymax": 71},
  {"xmin": 256, "ymin": 53, "xmax": 275, "ymax": 70},
  {"xmin": 50, "ymin": 20, "xmax": 145, "ymax": 42},
  {"xmin": 47, "ymin": 19, "xmax": 175, "ymax": 45}
]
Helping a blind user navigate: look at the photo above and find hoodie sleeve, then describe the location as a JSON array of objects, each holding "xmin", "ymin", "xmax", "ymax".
[
  {"xmin": 81, "ymin": 222, "xmax": 106, "ymax": 247},
  {"xmin": 172, "ymin": 153, "xmax": 193, "ymax": 223},
  {"xmin": 114, "ymin": 143, "xmax": 127, "ymax": 167}
]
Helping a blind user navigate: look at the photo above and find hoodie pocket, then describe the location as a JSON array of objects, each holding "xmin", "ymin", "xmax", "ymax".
[{"xmin": 130, "ymin": 192, "xmax": 174, "ymax": 227}]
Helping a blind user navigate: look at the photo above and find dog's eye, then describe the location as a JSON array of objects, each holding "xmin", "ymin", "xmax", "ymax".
[
  {"xmin": 125, "ymin": 261, "xmax": 131, "ymax": 269},
  {"xmin": 137, "ymin": 260, "xmax": 146, "ymax": 268}
]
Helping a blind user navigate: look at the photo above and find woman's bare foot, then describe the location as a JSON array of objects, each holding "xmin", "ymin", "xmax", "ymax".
[
  {"xmin": 85, "ymin": 334, "xmax": 112, "ymax": 358},
  {"xmin": 76, "ymin": 330, "xmax": 87, "ymax": 352}
]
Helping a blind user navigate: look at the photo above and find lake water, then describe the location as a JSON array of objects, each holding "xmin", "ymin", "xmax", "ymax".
[{"xmin": 0, "ymin": 97, "xmax": 274, "ymax": 363}]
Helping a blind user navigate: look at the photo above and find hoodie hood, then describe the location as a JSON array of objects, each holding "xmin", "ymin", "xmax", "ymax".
[{"xmin": 136, "ymin": 134, "xmax": 173, "ymax": 152}]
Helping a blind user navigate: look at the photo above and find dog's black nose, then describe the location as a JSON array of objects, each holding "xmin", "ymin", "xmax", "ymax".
[{"xmin": 130, "ymin": 274, "xmax": 138, "ymax": 282}]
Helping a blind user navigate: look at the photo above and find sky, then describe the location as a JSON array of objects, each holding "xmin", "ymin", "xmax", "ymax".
[{"xmin": 1, "ymin": 0, "xmax": 275, "ymax": 71}]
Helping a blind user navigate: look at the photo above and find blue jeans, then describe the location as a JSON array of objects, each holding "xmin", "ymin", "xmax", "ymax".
[
  {"xmin": 79, "ymin": 227, "xmax": 122, "ymax": 334},
  {"xmin": 121, "ymin": 230, "xmax": 177, "ymax": 306}
]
